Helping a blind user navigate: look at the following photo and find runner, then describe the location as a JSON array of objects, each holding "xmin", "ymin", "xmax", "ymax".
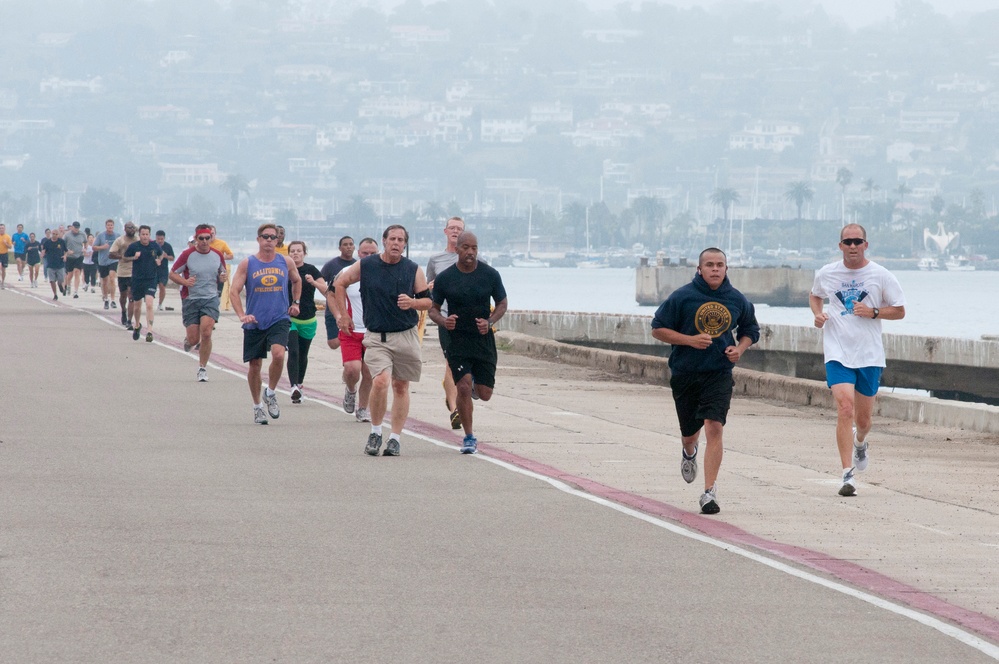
[
  {"xmin": 428, "ymin": 231, "xmax": 509, "ymax": 454},
  {"xmin": 323, "ymin": 237, "xmax": 379, "ymax": 421},
  {"xmin": 39, "ymin": 229, "xmax": 68, "ymax": 301},
  {"xmin": 154, "ymin": 230, "xmax": 175, "ymax": 311},
  {"xmin": 650, "ymin": 247, "xmax": 760, "ymax": 515},
  {"xmin": 123, "ymin": 225, "xmax": 165, "ymax": 343},
  {"xmin": 170, "ymin": 224, "xmax": 226, "ymax": 382},
  {"xmin": 93, "ymin": 219, "xmax": 119, "ymax": 310},
  {"xmin": 24, "ymin": 233, "xmax": 41, "ymax": 288},
  {"xmin": 12, "ymin": 224, "xmax": 29, "ymax": 283},
  {"xmin": 274, "ymin": 226, "xmax": 288, "ymax": 255},
  {"xmin": 82, "ymin": 234, "xmax": 98, "ymax": 293},
  {"xmin": 62, "ymin": 222, "xmax": 86, "ymax": 298},
  {"xmin": 810, "ymin": 224, "xmax": 907, "ymax": 497},
  {"xmin": 209, "ymin": 226, "xmax": 234, "ymax": 299},
  {"xmin": 426, "ymin": 216, "xmax": 466, "ymax": 429},
  {"xmin": 333, "ymin": 224, "xmax": 432, "ymax": 456},
  {"xmin": 229, "ymin": 223, "xmax": 302, "ymax": 425},
  {"xmin": 0, "ymin": 224, "xmax": 11, "ymax": 289},
  {"xmin": 109, "ymin": 223, "xmax": 139, "ymax": 327},
  {"xmin": 319, "ymin": 236, "xmax": 356, "ymax": 352},
  {"xmin": 285, "ymin": 240, "xmax": 325, "ymax": 404}
]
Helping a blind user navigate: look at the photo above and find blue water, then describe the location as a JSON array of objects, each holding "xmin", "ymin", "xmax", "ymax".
[{"xmin": 498, "ymin": 267, "xmax": 999, "ymax": 341}]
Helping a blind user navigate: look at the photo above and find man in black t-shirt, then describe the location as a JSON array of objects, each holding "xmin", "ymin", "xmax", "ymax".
[
  {"xmin": 428, "ymin": 231, "xmax": 508, "ymax": 455},
  {"xmin": 154, "ymin": 230, "xmax": 175, "ymax": 311},
  {"xmin": 40, "ymin": 230, "xmax": 68, "ymax": 300},
  {"xmin": 319, "ymin": 236, "xmax": 356, "ymax": 351},
  {"xmin": 123, "ymin": 225, "xmax": 165, "ymax": 342}
]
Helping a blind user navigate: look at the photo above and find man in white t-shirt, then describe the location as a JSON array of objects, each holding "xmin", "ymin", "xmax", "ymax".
[{"xmin": 810, "ymin": 223, "xmax": 906, "ymax": 497}]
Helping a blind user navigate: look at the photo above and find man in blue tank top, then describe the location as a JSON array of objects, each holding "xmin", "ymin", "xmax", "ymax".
[
  {"xmin": 229, "ymin": 223, "xmax": 303, "ymax": 425},
  {"xmin": 333, "ymin": 224, "xmax": 433, "ymax": 457}
]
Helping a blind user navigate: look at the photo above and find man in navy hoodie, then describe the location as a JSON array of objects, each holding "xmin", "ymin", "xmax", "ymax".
[{"xmin": 651, "ymin": 247, "xmax": 760, "ymax": 515}]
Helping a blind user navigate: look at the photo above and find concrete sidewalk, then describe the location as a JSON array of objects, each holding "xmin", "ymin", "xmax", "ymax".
[{"xmin": 2, "ymin": 282, "xmax": 998, "ymax": 661}]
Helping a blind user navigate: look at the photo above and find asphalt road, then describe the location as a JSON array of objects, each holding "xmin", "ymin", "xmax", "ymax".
[{"xmin": 1, "ymin": 289, "xmax": 996, "ymax": 662}]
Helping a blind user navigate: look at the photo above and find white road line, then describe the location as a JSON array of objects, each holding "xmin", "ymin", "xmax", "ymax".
[
  {"xmin": 408, "ymin": 430, "xmax": 999, "ymax": 660},
  {"xmin": 45, "ymin": 294, "xmax": 999, "ymax": 659}
]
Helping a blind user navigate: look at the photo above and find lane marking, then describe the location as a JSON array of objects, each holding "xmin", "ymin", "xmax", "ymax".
[
  {"xmin": 22, "ymin": 291, "xmax": 999, "ymax": 658},
  {"xmin": 406, "ymin": 429, "xmax": 999, "ymax": 660}
]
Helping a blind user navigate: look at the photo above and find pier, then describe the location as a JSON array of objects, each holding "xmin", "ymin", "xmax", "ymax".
[{"xmin": 636, "ymin": 263, "xmax": 815, "ymax": 306}]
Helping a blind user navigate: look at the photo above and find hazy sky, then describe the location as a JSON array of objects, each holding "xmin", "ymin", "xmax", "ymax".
[
  {"xmin": 579, "ymin": 0, "xmax": 996, "ymax": 27},
  {"xmin": 408, "ymin": 0, "xmax": 997, "ymax": 28}
]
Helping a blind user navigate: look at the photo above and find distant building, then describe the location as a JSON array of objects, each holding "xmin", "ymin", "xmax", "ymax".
[
  {"xmin": 158, "ymin": 163, "xmax": 225, "ymax": 188},
  {"xmin": 729, "ymin": 120, "xmax": 802, "ymax": 152},
  {"xmin": 481, "ymin": 119, "xmax": 531, "ymax": 144}
]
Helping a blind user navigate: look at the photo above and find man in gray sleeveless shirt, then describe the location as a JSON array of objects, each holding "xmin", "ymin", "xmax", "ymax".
[{"xmin": 333, "ymin": 224, "xmax": 432, "ymax": 457}]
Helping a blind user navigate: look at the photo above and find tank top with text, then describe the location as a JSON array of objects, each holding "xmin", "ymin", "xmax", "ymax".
[{"xmin": 244, "ymin": 254, "xmax": 290, "ymax": 330}]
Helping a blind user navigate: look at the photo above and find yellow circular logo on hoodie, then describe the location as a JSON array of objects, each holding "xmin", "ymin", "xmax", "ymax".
[{"xmin": 695, "ymin": 302, "xmax": 731, "ymax": 338}]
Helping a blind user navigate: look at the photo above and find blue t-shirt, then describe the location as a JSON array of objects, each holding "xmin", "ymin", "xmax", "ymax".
[
  {"xmin": 95, "ymin": 231, "xmax": 119, "ymax": 266},
  {"xmin": 12, "ymin": 232, "xmax": 29, "ymax": 254},
  {"xmin": 244, "ymin": 254, "xmax": 291, "ymax": 330}
]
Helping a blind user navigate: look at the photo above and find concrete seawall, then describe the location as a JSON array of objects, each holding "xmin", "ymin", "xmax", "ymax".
[
  {"xmin": 498, "ymin": 312, "xmax": 999, "ymax": 434},
  {"xmin": 636, "ymin": 265, "xmax": 815, "ymax": 306}
]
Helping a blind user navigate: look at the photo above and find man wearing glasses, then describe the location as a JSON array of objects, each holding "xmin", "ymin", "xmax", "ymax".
[
  {"xmin": 425, "ymin": 216, "xmax": 466, "ymax": 430},
  {"xmin": 229, "ymin": 223, "xmax": 302, "ymax": 425},
  {"xmin": 170, "ymin": 224, "xmax": 227, "ymax": 382},
  {"xmin": 810, "ymin": 224, "xmax": 906, "ymax": 498}
]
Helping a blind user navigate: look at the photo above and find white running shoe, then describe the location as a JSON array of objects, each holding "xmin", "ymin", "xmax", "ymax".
[
  {"xmin": 852, "ymin": 427, "xmax": 869, "ymax": 473},
  {"xmin": 681, "ymin": 446, "xmax": 698, "ymax": 484},
  {"xmin": 197, "ymin": 367, "xmax": 208, "ymax": 382},
  {"xmin": 291, "ymin": 386, "xmax": 302, "ymax": 404},
  {"xmin": 264, "ymin": 389, "xmax": 280, "ymax": 419},
  {"xmin": 699, "ymin": 486, "xmax": 720, "ymax": 514},
  {"xmin": 343, "ymin": 387, "xmax": 357, "ymax": 414},
  {"xmin": 254, "ymin": 405, "xmax": 268, "ymax": 425},
  {"xmin": 355, "ymin": 407, "xmax": 371, "ymax": 422},
  {"xmin": 839, "ymin": 468, "xmax": 857, "ymax": 497}
]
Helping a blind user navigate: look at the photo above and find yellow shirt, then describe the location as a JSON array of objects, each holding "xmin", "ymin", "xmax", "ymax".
[
  {"xmin": 0, "ymin": 234, "xmax": 12, "ymax": 253},
  {"xmin": 275, "ymin": 245, "xmax": 288, "ymax": 255},
  {"xmin": 210, "ymin": 239, "xmax": 233, "ymax": 258}
]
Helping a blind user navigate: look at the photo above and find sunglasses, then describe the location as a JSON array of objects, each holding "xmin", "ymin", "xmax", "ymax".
[
  {"xmin": 840, "ymin": 238, "xmax": 866, "ymax": 246},
  {"xmin": 196, "ymin": 235, "xmax": 212, "ymax": 241},
  {"xmin": 259, "ymin": 234, "xmax": 278, "ymax": 240}
]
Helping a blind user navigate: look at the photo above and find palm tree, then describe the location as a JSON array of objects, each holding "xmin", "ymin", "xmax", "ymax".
[
  {"xmin": 895, "ymin": 181, "xmax": 912, "ymax": 205},
  {"xmin": 561, "ymin": 202, "xmax": 588, "ymax": 249},
  {"xmin": 709, "ymin": 188, "xmax": 740, "ymax": 222},
  {"xmin": 930, "ymin": 195, "xmax": 946, "ymax": 217},
  {"xmin": 343, "ymin": 195, "xmax": 377, "ymax": 234},
  {"xmin": 835, "ymin": 168, "xmax": 852, "ymax": 221},
  {"xmin": 630, "ymin": 196, "xmax": 666, "ymax": 246},
  {"xmin": 40, "ymin": 182, "xmax": 62, "ymax": 224},
  {"xmin": 421, "ymin": 201, "xmax": 446, "ymax": 223},
  {"xmin": 861, "ymin": 178, "xmax": 879, "ymax": 202},
  {"xmin": 219, "ymin": 174, "xmax": 250, "ymax": 216},
  {"xmin": 784, "ymin": 181, "xmax": 814, "ymax": 251}
]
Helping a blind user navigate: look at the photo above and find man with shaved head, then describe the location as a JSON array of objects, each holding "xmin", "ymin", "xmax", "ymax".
[
  {"xmin": 651, "ymin": 247, "xmax": 760, "ymax": 515},
  {"xmin": 428, "ymin": 231, "xmax": 508, "ymax": 455}
]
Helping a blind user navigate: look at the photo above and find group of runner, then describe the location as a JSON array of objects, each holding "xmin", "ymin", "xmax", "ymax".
[{"xmin": 222, "ymin": 218, "xmax": 509, "ymax": 459}]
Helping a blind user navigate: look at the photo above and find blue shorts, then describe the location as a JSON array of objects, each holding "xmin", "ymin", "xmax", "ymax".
[{"xmin": 825, "ymin": 361, "xmax": 882, "ymax": 397}]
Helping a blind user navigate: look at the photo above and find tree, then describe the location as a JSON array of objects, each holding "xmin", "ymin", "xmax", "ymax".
[
  {"xmin": 40, "ymin": 182, "xmax": 62, "ymax": 224},
  {"xmin": 219, "ymin": 174, "xmax": 250, "ymax": 216},
  {"xmin": 861, "ymin": 178, "xmax": 879, "ymax": 202},
  {"xmin": 784, "ymin": 181, "xmax": 814, "ymax": 220},
  {"xmin": 836, "ymin": 168, "xmax": 853, "ymax": 221},
  {"xmin": 630, "ymin": 196, "xmax": 666, "ymax": 246},
  {"xmin": 561, "ymin": 202, "xmax": 588, "ymax": 248},
  {"xmin": 421, "ymin": 201, "xmax": 446, "ymax": 223},
  {"xmin": 274, "ymin": 208, "xmax": 297, "ymax": 237},
  {"xmin": 666, "ymin": 211, "xmax": 696, "ymax": 249},
  {"xmin": 784, "ymin": 181, "xmax": 814, "ymax": 251},
  {"xmin": 895, "ymin": 181, "xmax": 912, "ymax": 205},
  {"xmin": 445, "ymin": 199, "xmax": 463, "ymax": 219},
  {"xmin": 709, "ymin": 187, "xmax": 740, "ymax": 222},
  {"xmin": 342, "ymin": 195, "xmax": 377, "ymax": 235},
  {"xmin": 78, "ymin": 186, "xmax": 125, "ymax": 222},
  {"xmin": 930, "ymin": 195, "xmax": 946, "ymax": 217}
]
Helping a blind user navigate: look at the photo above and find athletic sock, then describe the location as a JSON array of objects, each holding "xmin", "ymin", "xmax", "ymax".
[
  {"xmin": 371, "ymin": 424, "xmax": 382, "ymax": 436},
  {"xmin": 389, "ymin": 433, "xmax": 401, "ymax": 442}
]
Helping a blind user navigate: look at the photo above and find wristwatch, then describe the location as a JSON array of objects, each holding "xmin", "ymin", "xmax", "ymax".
[
  {"xmin": 872, "ymin": 307, "xmax": 879, "ymax": 319},
  {"xmin": 293, "ymin": 299, "xmax": 301, "ymax": 304}
]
